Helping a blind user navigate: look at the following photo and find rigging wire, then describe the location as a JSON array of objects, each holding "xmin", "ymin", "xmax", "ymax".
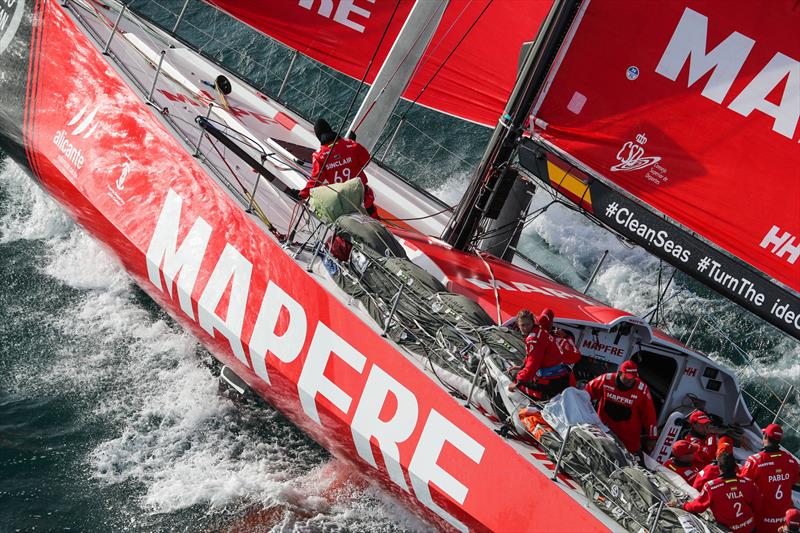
[
  {"xmin": 335, "ymin": 0, "xmax": 404, "ymax": 139},
  {"xmin": 369, "ymin": 0, "xmax": 494, "ymax": 160},
  {"xmin": 350, "ymin": 0, "xmax": 452, "ymax": 135},
  {"xmin": 303, "ymin": 0, "xmax": 403, "ymax": 215}
]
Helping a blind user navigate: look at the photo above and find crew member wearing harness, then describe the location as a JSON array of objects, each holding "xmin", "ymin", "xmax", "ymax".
[
  {"xmin": 508, "ymin": 309, "xmax": 569, "ymax": 400},
  {"xmin": 300, "ymin": 118, "xmax": 376, "ymax": 217},
  {"xmin": 674, "ymin": 452, "xmax": 762, "ymax": 532},
  {"xmin": 740, "ymin": 424, "xmax": 799, "ymax": 533},
  {"xmin": 585, "ymin": 360, "xmax": 658, "ymax": 455}
]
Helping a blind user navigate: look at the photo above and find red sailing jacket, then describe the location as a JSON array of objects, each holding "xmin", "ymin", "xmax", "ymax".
[
  {"xmin": 300, "ymin": 138, "xmax": 374, "ymax": 208},
  {"xmin": 554, "ymin": 335, "xmax": 581, "ymax": 365},
  {"xmin": 584, "ymin": 373, "xmax": 658, "ymax": 453},
  {"xmin": 516, "ymin": 328, "xmax": 563, "ymax": 385},
  {"xmin": 664, "ymin": 458, "xmax": 699, "ymax": 485},
  {"xmin": 687, "ymin": 432, "xmax": 719, "ymax": 468},
  {"xmin": 693, "ymin": 462, "xmax": 744, "ymax": 491},
  {"xmin": 740, "ymin": 449, "xmax": 800, "ymax": 533},
  {"xmin": 684, "ymin": 476, "xmax": 762, "ymax": 531}
]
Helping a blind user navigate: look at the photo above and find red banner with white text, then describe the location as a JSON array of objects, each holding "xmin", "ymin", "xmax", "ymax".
[
  {"xmin": 531, "ymin": 0, "xmax": 800, "ymax": 296},
  {"xmin": 203, "ymin": 0, "xmax": 552, "ymax": 126}
]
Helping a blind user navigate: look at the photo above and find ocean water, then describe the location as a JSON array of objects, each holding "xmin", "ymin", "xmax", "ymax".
[{"xmin": 2, "ymin": 1, "xmax": 800, "ymax": 532}]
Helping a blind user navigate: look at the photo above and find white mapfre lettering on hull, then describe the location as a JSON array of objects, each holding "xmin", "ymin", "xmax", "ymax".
[
  {"xmin": 198, "ymin": 243, "xmax": 253, "ymax": 366},
  {"xmin": 145, "ymin": 188, "xmax": 485, "ymax": 529},
  {"xmin": 409, "ymin": 410, "xmax": 485, "ymax": 533},
  {"xmin": 351, "ymin": 365, "xmax": 419, "ymax": 491},
  {"xmin": 465, "ymin": 276, "xmax": 597, "ymax": 305},
  {"xmin": 145, "ymin": 188, "xmax": 211, "ymax": 320},
  {"xmin": 297, "ymin": 322, "xmax": 367, "ymax": 424},
  {"xmin": 249, "ymin": 281, "xmax": 307, "ymax": 384}
]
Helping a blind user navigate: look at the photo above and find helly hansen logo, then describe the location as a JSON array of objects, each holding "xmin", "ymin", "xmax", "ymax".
[{"xmin": 760, "ymin": 226, "xmax": 800, "ymax": 264}]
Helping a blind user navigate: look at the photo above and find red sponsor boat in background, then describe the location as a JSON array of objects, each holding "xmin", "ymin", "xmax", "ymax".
[{"xmin": 0, "ymin": 0, "xmax": 797, "ymax": 531}]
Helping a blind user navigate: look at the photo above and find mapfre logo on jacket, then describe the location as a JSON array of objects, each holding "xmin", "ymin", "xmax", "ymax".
[{"xmin": 597, "ymin": 374, "xmax": 649, "ymax": 406}]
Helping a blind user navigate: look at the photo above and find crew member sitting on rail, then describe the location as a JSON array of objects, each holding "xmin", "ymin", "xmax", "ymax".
[
  {"xmin": 664, "ymin": 439, "xmax": 700, "ymax": 485},
  {"xmin": 673, "ymin": 452, "xmax": 762, "ymax": 532},
  {"xmin": 553, "ymin": 327, "xmax": 581, "ymax": 386},
  {"xmin": 300, "ymin": 118, "xmax": 376, "ymax": 217},
  {"xmin": 740, "ymin": 423, "xmax": 799, "ymax": 533},
  {"xmin": 779, "ymin": 509, "xmax": 800, "ymax": 533},
  {"xmin": 508, "ymin": 309, "xmax": 569, "ymax": 401},
  {"xmin": 685, "ymin": 410, "xmax": 719, "ymax": 468},
  {"xmin": 693, "ymin": 437, "xmax": 738, "ymax": 490},
  {"xmin": 584, "ymin": 360, "xmax": 658, "ymax": 455}
]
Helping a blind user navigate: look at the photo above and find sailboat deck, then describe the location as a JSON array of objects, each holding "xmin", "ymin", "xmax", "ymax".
[
  {"xmin": 59, "ymin": 1, "xmax": 638, "ymax": 528},
  {"xmin": 54, "ymin": 2, "xmax": 785, "ymax": 532}
]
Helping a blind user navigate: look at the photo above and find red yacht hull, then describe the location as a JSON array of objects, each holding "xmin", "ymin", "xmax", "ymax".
[{"xmin": 0, "ymin": 1, "xmax": 609, "ymax": 531}]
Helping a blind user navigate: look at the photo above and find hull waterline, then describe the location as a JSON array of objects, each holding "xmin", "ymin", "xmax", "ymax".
[{"xmin": 0, "ymin": 1, "xmax": 611, "ymax": 531}]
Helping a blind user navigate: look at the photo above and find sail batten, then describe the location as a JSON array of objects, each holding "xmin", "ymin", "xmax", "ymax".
[
  {"xmin": 522, "ymin": 0, "xmax": 800, "ymax": 339},
  {"xmin": 201, "ymin": 0, "xmax": 552, "ymax": 127}
]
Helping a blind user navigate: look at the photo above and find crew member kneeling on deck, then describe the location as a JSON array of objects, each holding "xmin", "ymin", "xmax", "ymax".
[
  {"xmin": 740, "ymin": 424, "xmax": 799, "ymax": 533},
  {"xmin": 673, "ymin": 452, "xmax": 762, "ymax": 532},
  {"xmin": 584, "ymin": 360, "xmax": 658, "ymax": 455},
  {"xmin": 664, "ymin": 439, "xmax": 700, "ymax": 485},
  {"xmin": 300, "ymin": 118, "xmax": 377, "ymax": 217},
  {"xmin": 508, "ymin": 309, "xmax": 569, "ymax": 401}
]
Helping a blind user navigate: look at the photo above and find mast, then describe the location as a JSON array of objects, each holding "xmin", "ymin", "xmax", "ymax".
[
  {"xmin": 442, "ymin": 0, "xmax": 580, "ymax": 251},
  {"xmin": 347, "ymin": 1, "xmax": 448, "ymax": 152}
]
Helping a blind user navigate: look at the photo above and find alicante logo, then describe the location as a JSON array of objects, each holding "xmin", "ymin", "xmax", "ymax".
[
  {"xmin": 53, "ymin": 103, "xmax": 101, "ymax": 173},
  {"xmin": 0, "ymin": 0, "xmax": 25, "ymax": 56},
  {"xmin": 610, "ymin": 133, "xmax": 662, "ymax": 172}
]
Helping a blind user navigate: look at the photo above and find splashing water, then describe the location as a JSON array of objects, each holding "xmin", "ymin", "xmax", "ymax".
[{"xmin": 0, "ymin": 154, "xmax": 423, "ymax": 532}]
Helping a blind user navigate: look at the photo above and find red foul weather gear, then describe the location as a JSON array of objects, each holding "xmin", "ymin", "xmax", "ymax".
[
  {"xmin": 664, "ymin": 458, "xmax": 699, "ymax": 485},
  {"xmin": 554, "ymin": 335, "xmax": 581, "ymax": 365},
  {"xmin": 687, "ymin": 431, "xmax": 719, "ymax": 468},
  {"xmin": 584, "ymin": 372, "xmax": 658, "ymax": 453},
  {"xmin": 693, "ymin": 462, "xmax": 744, "ymax": 491},
  {"xmin": 300, "ymin": 139, "xmax": 374, "ymax": 210},
  {"xmin": 740, "ymin": 449, "xmax": 800, "ymax": 533},
  {"xmin": 684, "ymin": 476, "xmax": 762, "ymax": 531},
  {"xmin": 515, "ymin": 311, "xmax": 569, "ymax": 400}
]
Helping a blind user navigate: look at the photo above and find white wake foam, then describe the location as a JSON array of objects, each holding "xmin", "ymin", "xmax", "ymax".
[
  {"xmin": 0, "ymin": 159, "xmax": 73, "ymax": 243},
  {"xmin": 1, "ymin": 156, "xmax": 419, "ymax": 530}
]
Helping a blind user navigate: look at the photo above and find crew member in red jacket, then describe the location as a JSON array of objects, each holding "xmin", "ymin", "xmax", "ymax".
[
  {"xmin": 508, "ymin": 309, "xmax": 568, "ymax": 400},
  {"xmin": 693, "ymin": 437, "xmax": 738, "ymax": 490},
  {"xmin": 553, "ymin": 327, "xmax": 581, "ymax": 387},
  {"xmin": 299, "ymin": 118, "xmax": 376, "ymax": 216},
  {"xmin": 664, "ymin": 439, "xmax": 700, "ymax": 485},
  {"xmin": 675, "ymin": 452, "xmax": 762, "ymax": 531},
  {"xmin": 779, "ymin": 508, "xmax": 800, "ymax": 533},
  {"xmin": 584, "ymin": 360, "xmax": 658, "ymax": 454},
  {"xmin": 686, "ymin": 410, "xmax": 719, "ymax": 468},
  {"xmin": 740, "ymin": 424, "xmax": 800, "ymax": 533}
]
